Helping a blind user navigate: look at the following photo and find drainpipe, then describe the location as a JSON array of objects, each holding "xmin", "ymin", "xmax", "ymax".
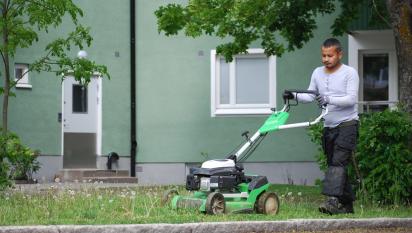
[{"xmin": 130, "ymin": 0, "xmax": 137, "ymax": 177}]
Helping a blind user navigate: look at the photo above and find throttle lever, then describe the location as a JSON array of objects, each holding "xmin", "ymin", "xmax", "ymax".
[{"xmin": 241, "ymin": 131, "xmax": 250, "ymax": 141}]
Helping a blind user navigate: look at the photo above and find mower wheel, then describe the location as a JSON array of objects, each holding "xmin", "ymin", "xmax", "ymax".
[
  {"xmin": 161, "ymin": 189, "xmax": 178, "ymax": 206},
  {"xmin": 205, "ymin": 192, "xmax": 225, "ymax": 215},
  {"xmin": 256, "ymin": 191, "xmax": 280, "ymax": 215}
]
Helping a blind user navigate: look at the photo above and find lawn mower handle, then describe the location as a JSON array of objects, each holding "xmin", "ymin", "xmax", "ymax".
[
  {"xmin": 232, "ymin": 98, "xmax": 328, "ymax": 161},
  {"xmin": 283, "ymin": 89, "xmax": 319, "ymax": 102},
  {"xmin": 284, "ymin": 89, "xmax": 319, "ymax": 96}
]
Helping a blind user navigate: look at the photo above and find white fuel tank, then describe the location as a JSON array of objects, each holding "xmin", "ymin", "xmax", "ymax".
[{"xmin": 201, "ymin": 159, "xmax": 235, "ymax": 169}]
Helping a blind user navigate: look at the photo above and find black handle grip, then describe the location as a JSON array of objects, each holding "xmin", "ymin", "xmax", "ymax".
[{"xmin": 284, "ymin": 89, "xmax": 319, "ymax": 96}]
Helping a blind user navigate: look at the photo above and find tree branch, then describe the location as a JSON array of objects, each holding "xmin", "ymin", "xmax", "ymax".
[
  {"xmin": 25, "ymin": 0, "xmax": 60, "ymax": 16},
  {"xmin": 0, "ymin": 51, "xmax": 6, "ymax": 67},
  {"xmin": 7, "ymin": 0, "xmax": 27, "ymax": 21},
  {"xmin": 372, "ymin": 0, "xmax": 392, "ymax": 28}
]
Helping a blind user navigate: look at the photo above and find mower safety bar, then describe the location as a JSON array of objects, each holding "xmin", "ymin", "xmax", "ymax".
[
  {"xmin": 278, "ymin": 107, "xmax": 328, "ymax": 130},
  {"xmin": 233, "ymin": 105, "xmax": 328, "ymax": 159}
]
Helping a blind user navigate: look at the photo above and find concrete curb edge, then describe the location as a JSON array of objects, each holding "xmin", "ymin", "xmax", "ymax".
[{"xmin": 0, "ymin": 217, "xmax": 411, "ymax": 233}]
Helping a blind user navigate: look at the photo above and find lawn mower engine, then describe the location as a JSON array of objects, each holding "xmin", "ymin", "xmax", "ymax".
[
  {"xmin": 186, "ymin": 159, "xmax": 244, "ymax": 192},
  {"xmin": 186, "ymin": 159, "xmax": 268, "ymax": 193}
]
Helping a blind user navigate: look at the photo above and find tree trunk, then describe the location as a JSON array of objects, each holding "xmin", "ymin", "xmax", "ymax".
[
  {"xmin": 1, "ymin": 0, "xmax": 9, "ymax": 135},
  {"xmin": 388, "ymin": 0, "xmax": 412, "ymax": 114}
]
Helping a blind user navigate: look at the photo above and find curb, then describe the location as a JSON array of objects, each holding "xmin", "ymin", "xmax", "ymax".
[{"xmin": 0, "ymin": 218, "xmax": 411, "ymax": 233}]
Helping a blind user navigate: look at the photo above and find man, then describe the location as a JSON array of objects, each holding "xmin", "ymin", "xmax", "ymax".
[{"xmin": 285, "ymin": 38, "xmax": 359, "ymax": 214}]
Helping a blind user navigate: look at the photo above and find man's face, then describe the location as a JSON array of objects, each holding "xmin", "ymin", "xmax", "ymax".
[{"xmin": 321, "ymin": 46, "xmax": 342, "ymax": 70}]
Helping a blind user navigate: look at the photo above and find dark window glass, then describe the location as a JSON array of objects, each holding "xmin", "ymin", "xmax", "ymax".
[
  {"xmin": 73, "ymin": 85, "xmax": 88, "ymax": 113},
  {"xmin": 363, "ymin": 54, "xmax": 389, "ymax": 112},
  {"xmin": 363, "ymin": 54, "xmax": 389, "ymax": 101},
  {"xmin": 15, "ymin": 68, "xmax": 23, "ymax": 80}
]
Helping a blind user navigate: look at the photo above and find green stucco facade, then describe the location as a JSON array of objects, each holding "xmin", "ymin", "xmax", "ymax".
[{"xmin": 7, "ymin": 0, "xmax": 347, "ymax": 164}]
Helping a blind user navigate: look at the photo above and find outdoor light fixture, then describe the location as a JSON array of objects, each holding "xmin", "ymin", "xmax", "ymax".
[{"xmin": 77, "ymin": 50, "xmax": 88, "ymax": 59}]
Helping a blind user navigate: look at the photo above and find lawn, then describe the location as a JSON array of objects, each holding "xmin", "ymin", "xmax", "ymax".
[{"xmin": 0, "ymin": 184, "xmax": 411, "ymax": 225}]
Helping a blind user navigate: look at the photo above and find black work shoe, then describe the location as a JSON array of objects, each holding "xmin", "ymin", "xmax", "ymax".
[
  {"xmin": 319, "ymin": 197, "xmax": 354, "ymax": 215},
  {"xmin": 340, "ymin": 202, "xmax": 354, "ymax": 214},
  {"xmin": 319, "ymin": 196, "xmax": 340, "ymax": 215}
]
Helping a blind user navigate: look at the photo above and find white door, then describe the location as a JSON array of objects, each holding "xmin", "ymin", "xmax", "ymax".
[{"xmin": 62, "ymin": 76, "xmax": 101, "ymax": 168}]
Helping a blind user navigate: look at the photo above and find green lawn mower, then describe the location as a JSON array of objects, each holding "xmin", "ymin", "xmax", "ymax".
[{"xmin": 162, "ymin": 90, "xmax": 327, "ymax": 215}]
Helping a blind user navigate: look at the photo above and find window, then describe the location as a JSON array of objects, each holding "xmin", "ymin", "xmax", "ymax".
[
  {"xmin": 211, "ymin": 49, "xmax": 276, "ymax": 116},
  {"xmin": 362, "ymin": 53, "xmax": 389, "ymax": 111},
  {"xmin": 359, "ymin": 50, "xmax": 397, "ymax": 113},
  {"xmin": 14, "ymin": 63, "xmax": 31, "ymax": 88},
  {"xmin": 72, "ymin": 84, "xmax": 88, "ymax": 113},
  {"xmin": 348, "ymin": 31, "xmax": 398, "ymax": 113}
]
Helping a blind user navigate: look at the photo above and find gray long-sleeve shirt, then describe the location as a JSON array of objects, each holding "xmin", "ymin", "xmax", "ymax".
[{"xmin": 297, "ymin": 64, "xmax": 359, "ymax": 127}]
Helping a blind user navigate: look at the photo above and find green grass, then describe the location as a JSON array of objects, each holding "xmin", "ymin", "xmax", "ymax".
[{"xmin": 0, "ymin": 184, "xmax": 411, "ymax": 225}]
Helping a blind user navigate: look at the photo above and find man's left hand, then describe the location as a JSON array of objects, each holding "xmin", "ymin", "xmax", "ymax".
[{"xmin": 316, "ymin": 94, "xmax": 329, "ymax": 107}]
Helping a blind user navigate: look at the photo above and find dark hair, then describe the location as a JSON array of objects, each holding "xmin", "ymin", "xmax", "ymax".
[{"xmin": 322, "ymin": 38, "xmax": 342, "ymax": 52}]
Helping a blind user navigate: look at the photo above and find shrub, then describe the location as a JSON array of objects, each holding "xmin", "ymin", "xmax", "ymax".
[
  {"xmin": 357, "ymin": 109, "xmax": 412, "ymax": 205},
  {"xmin": 308, "ymin": 108, "xmax": 412, "ymax": 205},
  {"xmin": 0, "ymin": 132, "xmax": 40, "ymax": 189},
  {"xmin": 307, "ymin": 123, "xmax": 327, "ymax": 172}
]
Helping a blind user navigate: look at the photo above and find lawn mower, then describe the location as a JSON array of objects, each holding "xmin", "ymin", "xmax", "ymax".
[{"xmin": 162, "ymin": 90, "xmax": 327, "ymax": 215}]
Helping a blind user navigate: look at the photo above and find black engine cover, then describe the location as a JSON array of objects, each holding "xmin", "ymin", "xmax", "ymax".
[
  {"xmin": 186, "ymin": 174, "xmax": 200, "ymax": 191},
  {"xmin": 186, "ymin": 166, "xmax": 246, "ymax": 191},
  {"xmin": 210, "ymin": 175, "xmax": 238, "ymax": 191}
]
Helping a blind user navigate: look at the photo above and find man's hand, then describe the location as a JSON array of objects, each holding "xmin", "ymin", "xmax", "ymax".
[
  {"xmin": 283, "ymin": 90, "xmax": 294, "ymax": 100},
  {"xmin": 316, "ymin": 94, "xmax": 329, "ymax": 107}
]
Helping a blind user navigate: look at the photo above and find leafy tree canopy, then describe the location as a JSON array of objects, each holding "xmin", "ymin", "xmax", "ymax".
[
  {"xmin": 1, "ymin": 0, "xmax": 109, "ymax": 85},
  {"xmin": 155, "ymin": 0, "xmax": 385, "ymax": 61}
]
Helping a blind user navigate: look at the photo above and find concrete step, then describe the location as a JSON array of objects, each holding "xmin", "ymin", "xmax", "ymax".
[
  {"xmin": 58, "ymin": 169, "xmax": 133, "ymax": 183},
  {"xmin": 82, "ymin": 176, "xmax": 138, "ymax": 183},
  {"xmin": 82, "ymin": 169, "xmax": 129, "ymax": 177}
]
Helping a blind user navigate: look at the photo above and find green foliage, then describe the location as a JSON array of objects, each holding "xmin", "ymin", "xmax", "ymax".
[
  {"xmin": 0, "ymin": 132, "xmax": 40, "ymax": 189},
  {"xmin": 155, "ymin": 0, "xmax": 390, "ymax": 61},
  {"xmin": 357, "ymin": 109, "xmax": 412, "ymax": 205},
  {"xmin": 307, "ymin": 123, "xmax": 327, "ymax": 172},
  {"xmin": 1, "ymin": 0, "xmax": 83, "ymax": 57},
  {"xmin": 0, "ymin": 157, "xmax": 10, "ymax": 190},
  {"xmin": 308, "ymin": 109, "xmax": 412, "ymax": 205},
  {"xmin": 0, "ymin": 0, "xmax": 110, "ymax": 133}
]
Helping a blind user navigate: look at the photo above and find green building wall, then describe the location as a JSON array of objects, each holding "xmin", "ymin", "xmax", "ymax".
[
  {"xmin": 135, "ymin": 0, "xmax": 347, "ymax": 163},
  {"xmin": 7, "ymin": 0, "xmax": 347, "ymax": 165},
  {"xmin": 9, "ymin": 0, "xmax": 131, "ymax": 156}
]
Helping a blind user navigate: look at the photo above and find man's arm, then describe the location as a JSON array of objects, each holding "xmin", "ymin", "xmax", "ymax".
[
  {"xmin": 328, "ymin": 68, "xmax": 359, "ymax": 106},
  {"xmin": 296, "ymin": 70, "xmax": 317, "ymax": 103}
]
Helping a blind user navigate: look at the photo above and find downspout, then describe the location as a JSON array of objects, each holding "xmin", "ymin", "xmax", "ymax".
[{"xmin": 130, "ymin": 0, "xmax": 137, "ymax": 177}]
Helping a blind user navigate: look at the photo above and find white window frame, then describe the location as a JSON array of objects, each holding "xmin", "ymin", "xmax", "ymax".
[
  {"xmin": 14, "ymin": 63, "xmax": 32, "ymax": 89},
  {"xmin": 348, "ymin": 30, "xmax": 398, "ymax": 112},
  {"xmin": 211, "ymin": 48, "xmax": 276, "ymax": 117},
  {"xmin": 358, "ymin": 50, "xmax": 397, "ymax": 102}
]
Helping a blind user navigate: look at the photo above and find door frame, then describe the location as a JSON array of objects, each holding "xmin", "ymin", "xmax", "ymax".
[{"xmin": 61, "ymin": 75, "xmax": 103, "ymax": 167}]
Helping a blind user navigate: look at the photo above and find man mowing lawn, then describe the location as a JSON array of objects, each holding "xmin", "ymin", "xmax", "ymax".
[{"xmin": 288, "ymin": 38, "xmax": 359, "ymax": 215}]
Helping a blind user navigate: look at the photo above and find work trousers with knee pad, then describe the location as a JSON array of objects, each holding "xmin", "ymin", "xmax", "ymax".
[{"xmin": 321, "ymin": 121, "xmax": 358, "ymax": 204}]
